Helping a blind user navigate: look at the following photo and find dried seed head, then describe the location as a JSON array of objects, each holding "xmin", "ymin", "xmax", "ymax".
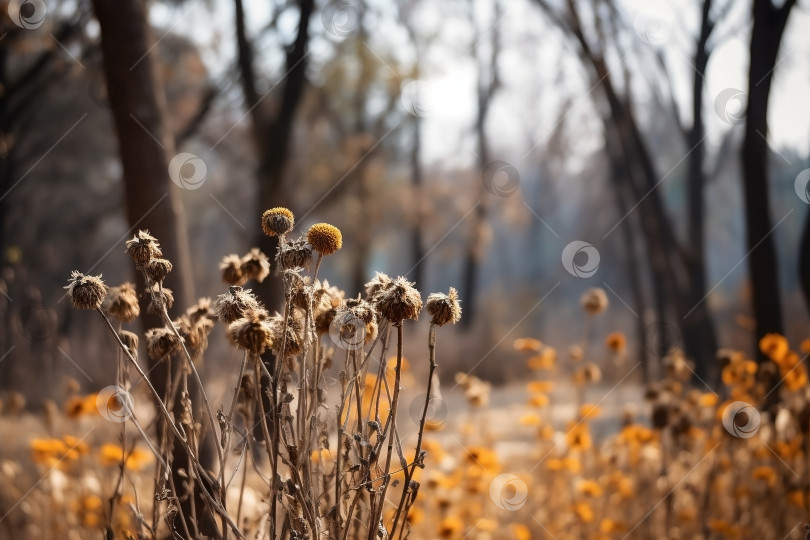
[
  {"xmin": 214, "ymin": 287, "xmax": 262, "ymax": 325},
  {"xmin": 186, "ymin": 297, "xmax": 216, "ymax": 325},
  {"xmin": 145, "ymin": 258, "xmax": 173, "ymax": 283},
  {"xmin": 277, "ymin": 236, "xmax": 314, "ymax": 270},
  {"xmin": 119, "ymin": 330, "xmax": 139, "ymax": 358},
  {"xmin": 372, "ymin": 276, "xmax": 422, "ymax": 324},
  {"xmin": 220, "ymin": 254, "xmax": 246, "ymax": 286},
  {"xmin": 364, "ymin": 272, "xmax": 393, "ymax": 299},
  {"xmin": 426, "ymin": 287, "xmax": 461, "ymax": 326},
  {"xmin": 364, "ymin": 318, "xmax": 379, "ymax": 344},
  {"xmin": 228, "ymin": 312, "xmax": 273, "ymax": 356},
  {"xmin": 176, "ymin": 313, "xmax": 215, "ymax": 354},
  {"xmin": 262, "ymin": 207, "xmax": 295, "ymax": 237},
  {"xmin": 145, "ymin": 327, "xmax": 181, "ymax": 359},
  {"xmin": 315, "ymin": 307, "xmax": 338, "ymax": 336},
  {"xmin": 345, "ymin": 297, "xmax": 376, "ymax": 324},
  {"xmin": 307, "ymin": 223, "xmax": 343, "ymax": 256},
  {"xmin": 65, "ymin": 271, "xmax": 108, "ymax": 310},
  {"xmin": 105, "ymin": 282, "xmax": 140, "ymax": 322},
  {"xmin": 147, "ymin": 285, "xmax": 174, "ymax": 315},
  {"xmin": 581, "ymin": 287, "xmax": 608, "ymax": 315},
  {"xmin": 125, "ymin": 230, "xmax": 162, "ymax": 266},
  {"xmin": 240, "ymin": 248, "xmax": 270, "ymax": 283},
  {"xmin": 269, "ymin": 312, "xmax": 305, "ymax": 358}
]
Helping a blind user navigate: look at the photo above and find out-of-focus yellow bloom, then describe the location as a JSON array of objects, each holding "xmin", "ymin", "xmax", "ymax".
[
  {"xmin": 566, "ymin": 421, "xmax": 592, "ymax": 451},
  {"xmin": 70, "ymin": 494, "xmax": 103, "ymax": 528},
  {"xmin": 514, "ymin": 338, "xmax": 543, "ymax": 352},
  {"xmin": 539, "ymin": 425, "xmax": 554, "ymax": 440},
  {"xmin": 579, "ymin": 403, "xmax": 601, "ymax": 419},
  {"xmin": 605, "ymin": 332, "xmax": 626, "ymax": 353},
  {"xmin": 511, "ymin": 523, "xmax": 531, "ymax": 540},
  {"xmin": 520, "ymin": 413, "xmax": 541, "ymax": 426},
  {"xmin": 528, "ymin": 394, "xmax": 550, "ymax": 407},
  {"xmin": 527, "ymin": 380, "xmax": 554, "ymax": 394},
  {"xmin": 800, "ymin": 339, "xmax": 810, "ymax": 353},
  {"xmin": 526, "ymin": 347, "xmax": 556, "ymax": 371},
  {"xmin": 599, "ymin": 518, "xmax": 626, "ymax": 533},
  {"xmin": 577, "ymin": 479, "xmax": 603, "ymax": 497},
  {"xmin": 751, "ymin": 466, "xmax": 777, "ymax": 487},
  {"xmin": 574, "ymin": 502, "xmax": 594, "ymax": 523},
  {"xmin": 406, "ymin": 507, "xmax": 424, "ymax": 526},
  {"xmin": 64, "ymin": 393, "xmax": 99, "ymax": 419},
  {"xmin": 99, "ymin": 444, "xmax": 153, "ymax": 471},
  {"xmin": 760, "ymin": 333, "xmax": 789, "ymax": 361},
  {"xmin": 547, "ymin": 456, "xmax": 581, "ymax": 474},
  {"xmin": 677, "ymin": 507, "xmax": 697, "ymax": 522},
  {"xmin": 438, "ymin": 516, "xmax": 464, "ymax": 538},
  {"xmin": 787, "ymin": 490, "xmax": 804, "ymax": 508},
  {"xmin": 475, "ymin": 518, "xmax": 498, "ymax": 532},
  {"xmin": 698, "ymin": 393, "xmax": 719, "ymax": 407},
  {"xmin": 465, "ymin": 446, "xmax": 500, "ymax": 473}
]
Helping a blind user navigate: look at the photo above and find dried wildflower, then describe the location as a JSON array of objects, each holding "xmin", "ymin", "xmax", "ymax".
[
  {"xmin": 119, "ymin": 330, "xmax": 139, "ymax": 357},
  {"xmin": 65, "ymin": 271, "xmax": 107, "ymax": 310},
  {"xmin": 145, "ymin": 327, "xmax": 181, "ymax": 359},
  {"xmin": 663, "ymin": 349, "xmax": 692, "ymax": 381},
  {"xmin": 262, "ymin": 207, "xmax": 295, "ymax": 237},
  {"xmin": 283, "ymin": 269, "xmax": 309, "ymax": 307},
  {"xmin": 186, "ymin": 297, "xmax": 216, "ymax": 324},
  {"xmin": 426, "ymin": 287, "xmax": 461, "ymax": 326},
  {"xmin": 760, "ymin": 333, "xmax": 789, "ymax": 361},
  {"xmin": 581, "ymin": 287, "xmax": 608, "ymax": 314},
  {"xmin": 125, "ymin": 230, "xmax": 162, "ymax": 266},
  {"xmin": 277, "ymin": 236, "xmax": 314, "ymax": 271},
  {"xmin": 228, "ymin": 311, "xmax": 273, "ymax": 355},
  {"xmin": 372, "ymin": 276, "xmax": 422, "ymax": 324},
  {"xmin": 307, "ymin": 223, "xmax": 343, "ymax": 255},
  {"xmin": 105, "ymin": 282, "xmax": 140, "ymax": 322},
  {"xmin": 239, "ymin": 248, "xmax": 270, "ymax": 283},
  {"xmin": 147, "ymin": 285, "xmax": 173, "ymax": 315},
  {"xmin": 365, "ymin": 272, "xmax": 393, "ymax": 299},
  {"xmin": 220, "ymin": 254, "xmax": 245, "ymax": 286},
  {"xmin": 269, "ymin": 312, "xmax": 305, "ymax": 358},
  {"xmin": 145, "ymin": 258, "xmax": 172, "ymax": 283},
  {"xmin": 606, "ymin": 331, "xmax": 626, "ymax": 352},
  {"xmin": 176, "ymin": 313, "xmax": 215, "ymax": 354},
  {"xmin": 214, "ymin": 287, "xmax": 262, "ymax": 325}
]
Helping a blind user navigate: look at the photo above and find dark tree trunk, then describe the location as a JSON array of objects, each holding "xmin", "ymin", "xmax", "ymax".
[
  {"xmin": 409, "ymin": 114, "xmax": 425, "ymax": 289},
  {"xmin": 741, "ymin": 0, "xmax": 795, "ymax": 364}
]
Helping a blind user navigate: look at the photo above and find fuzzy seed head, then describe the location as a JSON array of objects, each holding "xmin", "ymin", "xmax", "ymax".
[
  {"xmin": 147, "ymin": 285, "xmax": 174, "ymax": 315},
  {"xmin": 220, "ymin": 254, "xmax": 246, "ymax": 286},
  {"xmin": 105, "ymin": 282, "xmax": 140, "ymax": 322},
  {"xmin": 145, "ymin": 258, "xmax": 173, "ymax": 283},
  {"xmin": 307, "ymin": 223, "xmax": 343, "ymax": 256},
  {"xmin": 145, "ymin": 327, "xmax": 181, "ymax": 359},
  {"xmin": 125, "ymin": 230, "xmax": 162, "ymax": 266},
  {"xmin": 364, "ymin": 272, "xmax": 393, "ymax": 299},
  {"xmin": 277, "ymin": 236, "xmax": 314, "ymax": 270},
  {"xmin": 65, "ymin": 271, "xmax": 108, "ymax": 310},
  {"xmin": 119, "ymin": 330, "xmax": 139, "ymax": 359},
  {"xmin": 372, "ymin": 276, "xmax": 422, "ymax": 324},
  {"xmin": 214, "ymin": 287, "xmax": 262, "ymax": 325},
  {"xmin": 228, "ymin": 312, "xmax": 273, "ymax": 356},
  {"xmin": 426, "ymin": 287, "xmax": 461, "ymax": 326},
  {"xmin": 580, "ymin": 287, "xmax": 608, "ymax": 315},
  {"xmin": 239, "ymin": 248, "xmax": 270, "ymax": 283},
  {"xmin": 262, "ymin": 207, "xmax": 295, "ymax": 237}
]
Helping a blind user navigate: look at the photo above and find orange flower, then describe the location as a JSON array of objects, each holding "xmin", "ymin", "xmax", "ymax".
[
  {"xmin": 514, "ymin": 338, "xmax": 542, "ymax": 352},
  {"xmin": 577, "ymin": 479, "xmax": 603, "ymax": 497},
  {"xmin": 526, "ymin": 380, "xmax": 554, "ymax": 394},
  {"xmin": 566, "ymin": 421, "xmax": 592, "ymax": 451},
  {"xmin": 759, "ymin": 333, "xmax": 789, "ymax": 361},
  {"xmin": 605, "ymin": 332, "xmax": 626, "ymax": 352}
]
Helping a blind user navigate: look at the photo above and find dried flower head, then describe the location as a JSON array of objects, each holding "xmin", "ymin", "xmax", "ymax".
[
  {"xmin": 426, "ymin": 287, "xmax": 461, "ymax": 326},
  {"xmin": 176, "ymin": 313, "xmax": 215, "ymax": 354},
  {"xmin": 365, "ymin": 272, "xmax": 393, "ymax": 299},
  {"xmin": 372, "ymin": 276, "xmax": 422, "ymax": 324},
  {"xmin": 605, "ymin": 332, "xmax": 626, "ymax": 353},
  {"xmin": 214, "ymin": 287, "xmax": 262, "ymax": 325},
  {"xmin": 147, "ymin": 285, "xmax": 174, "ymax": 315},
  {"xmin": 228, "ymin": 311, "xmax": 273, "ymax": 356},
  {"xmin": 580, "ymin": 287, "xmax": 608, "ymax": 315},
  {"xmin": 277, "ymin": 236, "xmax": 314, "ymax": 270},
  {"xmin": 145, "ymin": 327, "xmax": 181, "ymax": 359},
  {"xmin": 307, "ymin": 223, "xmax": 343, "ymax": 256},
  {"xmin": 65, "ymin": 271, "xmax": 107, "ymax": 310},
  {"xmin": 105, "ymin": 282, "xmax": 140, "ymax": 322},
  {"xmin": 145, "ymin": 258, "xmax": 173, "ymax": 283},
  {"xmin": 262, "ymin": 207, "xmax": 295, "ymax": 237},
  {"xmin": 119, "ymin": 330, "xmax": 139, "ymax": 358},
  {"xmin": 186, "ymin": 297, "xmax": 216, "ymax": 325},
  {"xmin": 125, "ymin": 230, "xmax": 162, "ymax": 266},
  {"xmin": 239, "ymin": 248, "xmax": 270, "ymax": 283},
  {"xmin": 269, "ymin": 312, "xmax": 305, "ymax": 358},
  {"xmin": 220, "ymin": 254, "xmax": 245, "ymax": 286}
]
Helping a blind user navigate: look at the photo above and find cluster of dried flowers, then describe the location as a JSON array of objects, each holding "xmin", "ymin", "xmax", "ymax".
[{"xmin": 64, "ymin": 207, "xmax": 460, "ymax": 539}]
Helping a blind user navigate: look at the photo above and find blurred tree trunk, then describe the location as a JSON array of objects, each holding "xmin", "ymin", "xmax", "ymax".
[
  {"xmin": 742, "ymin": 0, "xmax": 794, "ymax": 363},
  {"xmin": 233, "ymin": 0, "xmax": 314, "ymax": 311},
  {"xmin": 91, "ymin": 0, "xmax": 215, "ymax": 536},
  {"xmin": 461, "ymin": 0, "xmax": 500, "ymax": 329}
]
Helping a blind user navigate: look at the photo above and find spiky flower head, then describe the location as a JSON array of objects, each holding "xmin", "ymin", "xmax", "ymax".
[
  {"xmin": 65, "ymin": 271, "xmax": 107, "ymax": 310},
  {"xmin": 426, "ymin": 287, "xmax": 461, "ymax": 326},
  {"xmin": 307, "ymin": 223, "xmax": 342, "ymax": 256},
  {"xmin": 262, "ymin": 207, "xmax": 295, "ymax": 237},
  {"xmin": 105, "ymin": 282, "xmax": 140, "ymax": 322},
  {"xmin": 364, "ymin": 272, "xmax": 393, "ymax": 299},
  {"xmin": 145, "ymin": 327, "xmax": 181, "ymax": 359},
  {"xmin": 145, "ymin": 258, "xmax": 173, "ymax": 283},
  {"xmin": 147, "ymin": 284, "xmax": 173, "ymax": 315},
  {"xmin": 214, "ymin": 287, "xmax": 262, "ymax": 325},
  {"xmin": 125, "ymin": 230, "xmax": 162, "ymax": 266},
  {"xmin": 228, "ymin": 311, "xmax": 273, "ymax": 356},
  {"xmin": 277, "ymin": 236, "xmax": 314, "ymax": 270},
  {"xmin": 220, "ymin": 254, "xmax": 245, "ymax": 286},
  {"xmin": 239, "ymin": 248, "xmax": 270, "ymax": 283},
  {"xmin": 119, "ymin": 330, "xmax": 139, "ymax": 359},
  {"xmin": 580, "ymin": 287, "xmax": 608, "ymax": 315},
  {"xmin": 372, "ymin": 276, "xmax": 422, "ymax": 324}
]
